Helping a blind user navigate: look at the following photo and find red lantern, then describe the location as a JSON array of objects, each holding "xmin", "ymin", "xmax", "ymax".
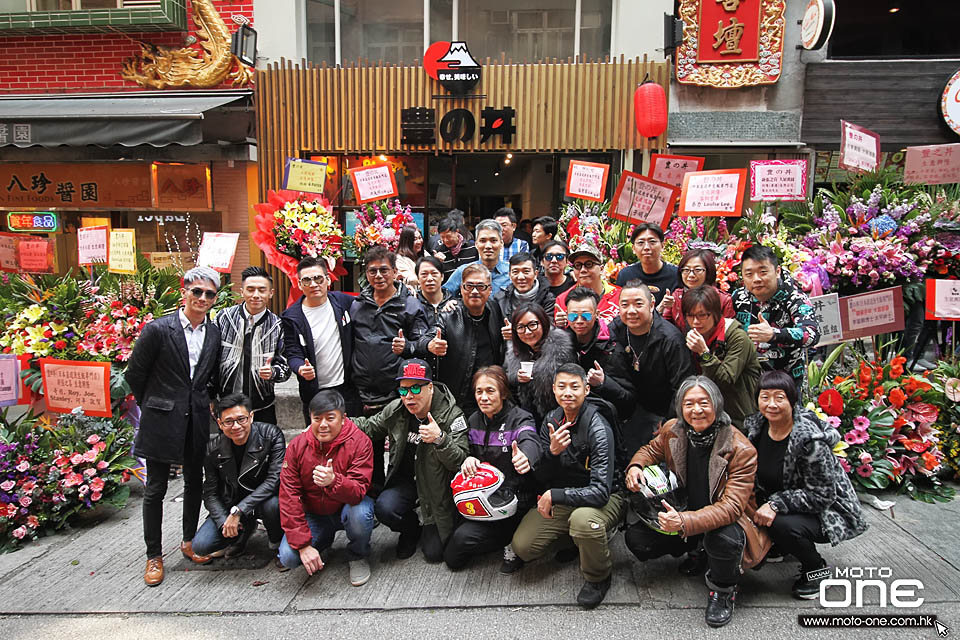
[{"xmin": 634, "ymin": 79, "xmax": 668, "ymax": 139}]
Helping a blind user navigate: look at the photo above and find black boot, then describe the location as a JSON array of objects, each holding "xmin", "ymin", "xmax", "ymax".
[
  {"xmin": 396, "ymin": 525, "xmax": 422, "ymax": 560},
  {"xmin": 678, "ymin": 549, "xmax": 708, "ymax": 576},
  {"xmin": 792, "ymin": 561, "xmax": 830, "ymax": 600},
  {"xmin": 576, "ymin": 575, "xmax": 611, "ymax": 609},
  {"xmin": 705, "ymin": 585, "xmax": 738, "ymax": 628}
]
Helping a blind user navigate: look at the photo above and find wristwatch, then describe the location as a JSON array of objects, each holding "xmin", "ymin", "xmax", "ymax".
[
  {"xmin": 435, "ymin": 431, "xmax": 446, "ymax": 445},
  {"xmin": 230, "ymin": 505, "xmax": 243, "ymax": 517},
  {"xmin": 769, "ymin": 502, "xmax": 779, "ymax": 513},
  {"xmin": 700, "ymin": 350, "xmax": 711, "ymax": 363}
]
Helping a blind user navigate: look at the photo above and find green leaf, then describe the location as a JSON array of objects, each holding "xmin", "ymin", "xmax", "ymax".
[{"xmin": 101, "ymin": 485, "xmax": 131, "ymax": 510}]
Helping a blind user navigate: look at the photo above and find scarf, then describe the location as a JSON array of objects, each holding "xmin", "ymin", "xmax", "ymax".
[
  {"xmin": 686, "ymin": 423, "xmax": 719, "ymax": 449},
  {"xmin": 514, "ymin": 279, "xmax": 540, "ymax": 302},
  {"xmin": 449, "ymin": 234, "xmax": 465, "ymax": 257}
]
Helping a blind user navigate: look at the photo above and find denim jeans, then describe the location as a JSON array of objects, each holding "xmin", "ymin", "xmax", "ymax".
[
  {"xmin": 277, "ymin": 496, "xmax": 375, "ymax": 567},
  {"xmin": 373, "ymin": 481, "xmax": 420, "ymax": 535},
  {"xmin": 191, "ymin": 495, "xmax": 283, "ymax": 556}
]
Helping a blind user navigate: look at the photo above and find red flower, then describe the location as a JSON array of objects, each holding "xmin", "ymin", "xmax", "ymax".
[
  {"xmin": 111, "ymin": 300, "xmax": 122, "ymax": 309},
  {"xmin": 889, "ymin": 387, "xmax": 907, "ymax": 409},
  {"xmin": 54, "ymin": 340, "xmax": 66, "ymax": 349},
  {"xmin": 921, "ymin": 452, "xmax": 939, "ymax": 471},
  {"xmin": 889, "ymin": 355, "xmax": 906, "ymax": 379},
  {"xmin": 42, "ymin": 329, "xmax": 53, "ymax": 339},
  {"xmin": 901, "ymin": 439, "xmax": 931, "ymax": 453},
  {"xmin": 818, "ymin": 389, "xmax": 844, "ymax": 417}
]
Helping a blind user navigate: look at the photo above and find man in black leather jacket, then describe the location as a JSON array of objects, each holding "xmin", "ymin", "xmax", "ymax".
[
  {"xmin": 191, "ymin": 393, "xmax": 286, "ymax": 560},
  {"xmin": 490, "ymin": 252, "xmax": 556, "ymax": 341},
  {"xmin": 510, "ymin": 364, "xmax": 626, "ymax": 610}
]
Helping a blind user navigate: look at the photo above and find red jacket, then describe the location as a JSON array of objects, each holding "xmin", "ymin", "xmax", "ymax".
[{"xmin": 279, "ymin": 418, "xmax": 373, "ymax": 550}]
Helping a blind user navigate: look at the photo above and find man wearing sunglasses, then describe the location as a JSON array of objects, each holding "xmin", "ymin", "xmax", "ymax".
[
  {"xmin": 353, "ymin": 359, "xmax": 468, "ymax": 563},
  {"xmin": 541, "ymin": 240, "xmax": 575, "ymax": 298},
  {"xmin": 126, "ymin": 266, "xmax": 223, "ymax": 586},
  {"xmin": 554, "ymin": 243, "xmax": 622, "ymax": 328},
  {"xmin": 563, "ymin": 287, "xmax": 635, "ymax": 422},
  {"xmin": 191, "ymin": 393, "xmax": 285, "ymax": 562}
]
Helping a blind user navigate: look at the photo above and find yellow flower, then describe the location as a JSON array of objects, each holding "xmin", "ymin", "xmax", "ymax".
[
  {"xmin": 833, "ymin": 439, "xmax": 849, "ymax": 457},
  {"xmin": 23, "ymin": 305, "xmax": 45, "ymax": 323}
]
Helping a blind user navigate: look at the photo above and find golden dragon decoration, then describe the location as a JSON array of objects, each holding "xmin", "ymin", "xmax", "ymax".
[{"xmin": 120, "ymin": 0, "xmax": 254, "ymax": 89}]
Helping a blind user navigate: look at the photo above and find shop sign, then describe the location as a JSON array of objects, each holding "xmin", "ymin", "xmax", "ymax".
[
  {"xmin": 649, "ymin": 154, "xmax": 705, "ymax": 189},
  {"xmin": 565, "ymin": 161, "xmax": 610, "ymax": 202},
  {"xmin": 0, "ymin": 354, "xmax": 18, "ymax": 407},
  {"xmin": 402, "ymin": 105, "xmax": 516, "ymax": 147},
  {"xmin": 0, "ymin": 123, "xmax": 31, "ymax": 145},
  {"xmin": 610, "ymin": 171, "xmax": 679, "ymax": 230},
  {"xmin": 424, "ymin": 41, "xmax": 482, "ymax": 95},
  {"xmin": 108, "ymin": 229, "xmax": 137, "ymax": 275},
  {"xmin": 0, "ymin": 163, "xmax": 150, "ymax": 209},
  {"xmin": 283, "ymin": 158, "xmax": 328, "ymax": 194},
  {"xmin": 904, "ymin": 144, "xmax": 960, "ymax": 185},
  {"xmin": 839, "ymin": 286, "xmax": 904, "ymax": 341},
  {"xmin": 839, "ymin": 120, "xmax": 880, "ymax": 173},
  {"xmin": 810, "ymin": 293, "xmax": 843, "ymax": 345},
  {"xmin": 678, "ymin": 169, "xmax": 747, "ymax": 217},
  {"xmin": 349, "ymin": 162, "xmax": 399, "ymax": 204},
  {"xmin": 77, "ymin": 225, "xmax": 109, "ymax": 266},
  {"xmin": 151, "ymin": 163, "xmax": 212, "ymax": 212},
  {"xmin": 941, "ymin": 68, "xmax": 960, "ymax": 137},
  {"xmin": 6, "ymin": 211, "xmax": 59, "ymax": 233},
  {"xmin": 800, "ymin": 0, "xmax": 835, "ymax": 51},
  {"xmin": 925, "ymin": 279, "xmax": 960, "ymax": 321},
  {"xmin": 749, "ymin": 159, "xmax": 807, "ymax": 201},
  {"xmin": 197, "ymin": 232, "xmax": 240, "ymax": 274},
  {"xmin": 675, "ymin": 0, "xmax": 785, "ymax": 88},
  {"xmin": 39, "ymin": 358, "xmax": 112, "ymax": 418}
]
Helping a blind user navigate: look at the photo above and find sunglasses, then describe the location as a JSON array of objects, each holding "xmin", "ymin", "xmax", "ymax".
[
  {"xmin": 299, "ymin": 275, "xmax": 326, "ymax": 286},
  {"xmin": 462, "ymin": 282, "xmax": 491, "ymax": 292},
  {"xmin": 397, "ymin": 384, "xmax": 425, "ymax": 396},
  {"xmin": 543, "ymin": 253, "xmax": 566, "ymax": 262},
  {"xmin": 567, "ymin": 311, "xmax": 594, "ymax": 322},
  {"xmin": 189, "ymin": 287, "xmax": 217, "ymax": 300},
  {"xmin": 220, "ymin": 415, "xmax": 250, "ymax": 427}
]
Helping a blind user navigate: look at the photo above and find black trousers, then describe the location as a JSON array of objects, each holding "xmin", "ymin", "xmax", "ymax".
[
  {"xmin": 253, "ymin": 404, "xmax": 277, "ymax": 427},
  {"xmin": 142, "ymin": 425, "xmax": 205, "ymax": 559},
  {"xmin": 443, "ymin": 513, "xmax": 523, "ymax": 570},
  {"xmin": 767, "ymin": 512, "xmax": 828, "ymax": 570},
  {"xmin": 625, "ymin": 521, "xmax": 746, "ymax": 587}
]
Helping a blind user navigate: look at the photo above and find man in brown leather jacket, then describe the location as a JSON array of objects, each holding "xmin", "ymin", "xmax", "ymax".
[{"xmin": 624, "ymin": 376, "xmax": 769, "ymax": 629}]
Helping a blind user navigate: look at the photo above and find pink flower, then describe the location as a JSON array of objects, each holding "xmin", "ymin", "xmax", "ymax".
[
  {"xmin": 70, "ymin": 454, "xmax": 83, "ymax": 465},
  {"xmin": 859, "ymin": 451, "xmax": 873, "ymax": 464},
  {"xmin": 83, "ymin": 468, "xmax": 97, "ymax": 478},
  {"xmin": 825, "ymin": 416, "xmax": 842, "ymax": 429},
  {"xmin": 12, "ymin": 526, "xmax": 27, "ymax": 540},
  {"xmin": 19, "ymin": 495, "xmax": 32, "ymax": 507},
  {"xmin": 852, "ymin": 416, "xmax": 870, "ymax": 431},
  {"xmin": 83, "ymin": 449, "xmax": 97, "ymax": 463},
  {"xmin": 856, "ymin": 463, "xmax": 874, "ymax": 477},
  {"xmin": 91, "ymin": 492, "xmax": 102, "ymax": 502},
  {"xmin": 86, "ymin": 434, "xmax": 101, "ymax": 445},
  {"xmin": 844, "ymin": 430, "xmax": 869, "ymax": 445},
  {"xmin": 96, "ymin": 461, "xmax": 108, "ymax": 470},
  {"xmin": 63, "ymin": 472, "xmax": 83, "ymax": 487},
  {"xmin": 78, "ymin": 484, "xmax": 89, "ymax": 497},
  {"xmin": 94, "ymin": 442, "xmax": 106, "ymax": 453},
  {"xmin": 26, "ymin": 515, "xmax": 39, "ymax": 528},
  {"xmin": 838, "ymin": 458, "xmax": 852, "ymax": 473},
  {"xmin": 0, "ymin": 480, "xmax": 14, "ymax": 492},
  {"xmin": 15, "ymin": 461, "xmax": 29, "ymax": 473},
  {"xmin": 21, "ymin": 481, "xmax": 35, "ymax": 493},
  {"xmin": 90, "ymin": 477, "xmax": 105, "ymax": 492}
]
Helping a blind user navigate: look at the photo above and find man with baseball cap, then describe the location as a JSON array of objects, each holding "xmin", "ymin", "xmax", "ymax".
[
  {"xmin": 554, "ymin": 243, "xmax": 622, "ymax": 329},
  {"xmin": 352, "ymin": 358, "xmax": 469, "ymax": 562}
]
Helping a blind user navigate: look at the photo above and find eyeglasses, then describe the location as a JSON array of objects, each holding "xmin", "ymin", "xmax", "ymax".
[
  {"xmin": 397, "ymin": 384, "xmax": 424, "ymax": 396},
  {"xmin": 220, "ymin": 415, "xmax": 251, "ymax": 427},
  {"xmin": 685, "ymin": 312, "xmax": 714, "ymax": 321},
  {"xmin": 634, "ymin": 239, "xmax": 661, "ymax": 247},
  {"xmin": 543, "ymin": 253, "xmax": 566, "ymax": 262},
  {"xmin": 462, "ymin": 282, "xmax": 491, "ymax": 292},
  {"xmin": 189, "ymin": 287, "xmax": 217, "ymax": 300},
  {"xmin": 680, "ymin": 267, "xmax": 706, "ymax": 276},
  {"xmin": 515, "ymin": 320, "xmax": 541, "ymax": 333},
  {"xmin": 366, "ymin": 266, "xmax": 393, "ymax": 276},
  {"xmin": 567, "ymin": 311, "xmax": 594, "ymax": 323},
  {"xmin": 571, "ymin": 261, "xmax": 599, "ymax": 271},
  {"xmin": 299, "ymin": 275, "xmax": 326, "ymax": 286}
]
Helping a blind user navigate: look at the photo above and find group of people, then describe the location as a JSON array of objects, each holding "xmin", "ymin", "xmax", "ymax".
[{"xmin": 124, "ymin": 208, "xmax": 866, "ymax": 627}]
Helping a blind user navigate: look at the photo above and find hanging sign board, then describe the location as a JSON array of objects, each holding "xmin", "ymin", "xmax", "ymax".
[
  {"xmin": 107, "ymin": 228, "xmax": 137, "ymax": 275},
  {"xmin": 678, "ymin": 169, "xmax": 747, "ymax": 217},
  {"xmin": 0, "ymin": 354, "xmax": 19, "ymax": 407},
  {"xmin": 349, "ymin": 162, "xmax": 399, "ymax": 205},
  {"xmin": 749, "ymin": 160, "xmax": 808, "ymax": 201},
  {"xmin": 196, "ymin": 232, "xmax": 240, "ymax": 274},
  {"xmin": 800, "ymin": 0, "xmax": 836, "ymax": 51},
  {"xmin": 7, "ymin": 211, "xmax": 59, "ymax": 233},
  {"xmin": 839, "ymin": 120, "xmax": 880, "ymax": 172},
  {"xmin": 39, "ymin": 358, "xmax": 112, "ymax": 418},
  {"xmin": 903, "ymin": 143, "xmax": 960, "ymax": 185},
  {"xmin": 283, "ymin": 158, "xmax": 328, "ymax": 194},
  {"xmin": 151, "ymin": 162, "xmax": 213, "ymax": 212},
  {"xmin": 77, "ymin": 225, "xmax": 109, "ymax": 266},
  {"xmin": 838, "ymin": 286, "xmax": 905, "ymax": 340},
  {"xmin": 649, "ymin": 154, "xmax": 705, "ymax": 190},
  {"xmin": 925, "ymin": 279, "xmax": 960, "ymax": 321},
  {"xmin": 609, "ymin": 171, "xmax": 679, "ymax": 229},
  {"xmin": 564, "ymin": 160, "xmax": 610, "ymax": 202}
]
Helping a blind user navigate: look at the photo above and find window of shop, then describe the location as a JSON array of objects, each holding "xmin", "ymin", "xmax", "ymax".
[{"xmin": 828, "ymin": 0, "xmax": 960, "ymax": 59}]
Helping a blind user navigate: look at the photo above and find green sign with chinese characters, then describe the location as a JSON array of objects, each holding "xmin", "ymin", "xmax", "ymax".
[{"xmin": 6, "ymin": 211, "xmax": 59, "ymax": 233}]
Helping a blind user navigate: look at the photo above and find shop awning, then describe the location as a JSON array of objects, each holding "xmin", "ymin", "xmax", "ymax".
[{"xmin": 0, "ymin": 92, "xmax": 249, "ymax": 148}]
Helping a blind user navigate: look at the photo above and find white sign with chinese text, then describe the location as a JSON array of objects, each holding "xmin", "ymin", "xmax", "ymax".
[
  {"xmin": 903, "ymin": 143, "xmax": 960, "ymax": 185},
  {"xmin": 839, "ymin": 120, "xmax": 880, "ymax": 172},
  {"xmin": 810, "ymin": 293, "xmax": 843, "ymax": 345},
  {"xmin": 197, "ymin": 232, "xmax": 240, "ymax": 274},
  {"xmin": 749, "ymin": 160, "xmax": 808, "ymax": 201}
]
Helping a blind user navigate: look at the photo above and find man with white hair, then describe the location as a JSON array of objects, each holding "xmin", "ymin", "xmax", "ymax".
[{"xmin": 126, "ymin": 266, "xmax": 223, "ymax": 586}]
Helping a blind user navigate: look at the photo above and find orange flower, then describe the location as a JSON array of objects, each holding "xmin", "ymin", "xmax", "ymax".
[
  {"xmin": 903, "ymin": 377, "xmax": 933, "ymax": 395},
  {"xmin": 889, "ymin": 387, "xmax": 907, "ymax": 408},
  {"xmin": 921, "ymin": 451, "xmax": 939, "ymax": 471},
  {"xmin": 892, "ymin": 415, "xmax": 907, "ymax": 431}
]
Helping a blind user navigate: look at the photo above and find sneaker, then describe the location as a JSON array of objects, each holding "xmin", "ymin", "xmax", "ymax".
[
  {"xmin": 576, "ymin": 575, "xmax": 611, "ymax": 609},
  {"xmin": 765, "ymin": 544, "xmax": 785, "ymax": 563},
  {"xmin": 679, "ymin": 550, "xmax": 708, "ymax": 576},
  {"xmin": 705, "ymin": 586, "xmax": 738, "ymax": 628},
  {"xmin": 349, "ymin": 559, "xmax": 371, "ymax": 587},
  {"xmin": 274, "ymin": 556, "xmax": 290, "ymax": 572},
  {"xmin": 554, "ymin": 546, "xmax": 579, "ymax": 564},
  {"xmin": 792, "ymin": 562, "xmax": 830, "ymax": 600},
  {"xmin": 396, "ymin": 527, "xmax": 421, "ymax": 560},
  {"xmin": 500, "ymin": 544, "xmax": 525, "ymax": 574}
]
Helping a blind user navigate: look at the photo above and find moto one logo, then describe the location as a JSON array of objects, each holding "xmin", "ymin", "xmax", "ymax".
[{"xmin": 820, "ymin": 567, "xmax": 924, "ymax": 608}]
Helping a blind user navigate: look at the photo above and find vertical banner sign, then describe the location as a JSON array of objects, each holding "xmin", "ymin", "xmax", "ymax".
[
  {"xmin": 649, "ymin": 154, "xmax": 705, "ymax": 189},
  {"xmin": 564, "ymin": 161, "xmax": 610, "ymax": 202},
  {"xmin": 18, "ymin": 238, "xmax": 56, "ymax": 274},
  {"xmin": 839, "ymin": 120, "xmax": 881, "ymax": 172},
  {"xmin": 839, "ymin": 286, "xmax": 905, "ymax": 340},
  {"xmin": 16, "ymin": 354, "xmax": 32, "ymax": 405},
  {"xmin": 810, "ymin": 293, "xmax": 843, "ymax": 345},
  {"xmin": 925, "ymin": 279, "xmax": 960, "ymax": 321},
  {"xmin": 903, "ymin": 144, "xmax": 960, "ymax": 185},
  {"xmin": 610, "ymin": 171, "xmax": 680, "ymax": 229},
  {"xmin": 108, "ymin": 229, "xmax": 137, "ymax": 275},
  {"xmin": 678, "ymin": 169, "xmax": 748, "ymax": 217},
  {"xmin": 77, "ymin": 225, "xmax": 109, "ymax": 266},
  {"xmin": 0, "ymin": 232, "xmax": 17, "ymax": 272},
  {"xmin": 349, "ymin": 162, "xmax": 399, "ymax": 204},
  {"xmin": 282, "ymin": 158, "xmax": 328, "ymax": 194},
  {"xmin": 749, "ymin": 160, "xmax": 808, "ymax": 201},
  {"xmin": 0, "ymin": 354, "xmax": 18, "ymax": 407},
  {"xmin": 39, "ymin": 358, "xmax": 112, "ymax": 417},
  {"xmin": 197, "ymin": 232, "xmax": 240, "ymax": 274}
]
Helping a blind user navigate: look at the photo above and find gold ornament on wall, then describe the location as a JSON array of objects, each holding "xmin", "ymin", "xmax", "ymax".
[{"xmin": 120, "ymin": 0, "xmax": 254, "ymax": 90}]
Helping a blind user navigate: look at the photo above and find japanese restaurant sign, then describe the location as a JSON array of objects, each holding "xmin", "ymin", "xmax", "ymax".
[
  {"xmin": 649, "ymin": 154, "xmax": 705, "ymax": 190},
  {"xmin": 925, "ymin": 279, "xmax": 960, "ymax": 321},
  {"xmin": 675, "ymin": 0, "xmax": 786, "ymax": 88},
  {"xmin": 39, "ymin": 358, "xmax": 112, "ymax": 418},
  {"xmin": 749, "ymin": 159, "xmax": 808, "ymax": 201},
  {"xmin": 283, "ymin": 158, "xmax": 328, "ymax": 194},
  {"xmin": 809, "ymin": 293, "xmax": 843, "ymax": 346},
  {"xmin": 839, "ymin": 120, "xmax": 880, "ymax": 173},
  {"xmin": 108, "ymin": 229, "xmax": 137, "ymax": 275},
  {"xmin": 77, "ymin": 225, "xmax": 109, "ymax": 266},
  {"xmin": 0, "ymin": 163, "xmax": 151, "ymax": 209},
  {"xmin": 565, "ymin": 161, "xmax": 610, "ymax": 202},
  {"xmin": 610, "ymin": 171, "xmax": 679, "ymax": 229},
  {"xmin": 197, "ymin": 232, "xmax": 240, "ymax": 274},
  {"xmin": 838, "ymin": 286, "xmax": 904, "ymax": 341},
  {"xmin": 18, "ymin": 237, "xmax": 57, "ymax": 274},
  {"xmin": 678, "ymin": 169, "xmax": 747, "ymax": 217},
  {"xmin": 0, "ymin": 354, "xmax": 18, "ymax": 407},
  {"xmin": 903, "ymin": 144, "xmax": 960, "ymax": 185},
  {"xmin": 349, "ymin": 162, "xmax": 399, "ymax": 204}
]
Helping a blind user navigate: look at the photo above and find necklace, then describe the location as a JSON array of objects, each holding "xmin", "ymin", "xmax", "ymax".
[{"xmin": 625, "ymin": 331, "xmax": 650, "ymax": 372}]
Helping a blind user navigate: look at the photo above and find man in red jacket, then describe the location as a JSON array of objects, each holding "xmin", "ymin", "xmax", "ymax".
[{"xmin": 278, "ymin": 389, "xmax": 375, "ymax": 586}]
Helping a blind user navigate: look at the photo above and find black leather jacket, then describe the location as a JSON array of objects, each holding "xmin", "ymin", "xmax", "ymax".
[
  {"xmin": 490, "ymin": 278, "xmax": 557, "ymax": 327},
  {"xmin": 202, "ymin": 421, "xmax": 286, "ymax": 527},
  {"xmin": 434, "ymin": 303, "xmax": 504, "ymax": 412}
]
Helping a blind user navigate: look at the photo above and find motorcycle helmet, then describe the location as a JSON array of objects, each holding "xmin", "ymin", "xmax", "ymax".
[
  {"xmin": 628, "ymin": 463, "xmax": 688, "ymax": 535},
  {"xmin": 451, "ymin": 462, "xmax": 518, "ymax": 521}
]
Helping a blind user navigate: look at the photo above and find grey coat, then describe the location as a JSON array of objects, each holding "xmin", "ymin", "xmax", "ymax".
[{"xmin": 745, "ymin": 409, "xmax": 868, "ymax": 546}]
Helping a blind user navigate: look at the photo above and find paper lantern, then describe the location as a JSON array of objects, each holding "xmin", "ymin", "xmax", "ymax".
[{"xmin": 634, "ymin": 80, "xmax": 668, "ymax": 139}]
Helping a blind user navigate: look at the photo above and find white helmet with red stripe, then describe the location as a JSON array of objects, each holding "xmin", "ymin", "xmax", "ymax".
[{"xmin": 450, "ymin": 462, "xmax": 518, "ymax": 521}]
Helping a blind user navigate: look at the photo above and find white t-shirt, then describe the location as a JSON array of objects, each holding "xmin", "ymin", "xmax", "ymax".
[{"xmin": 302, "ymin": 300, "xmax": 345, "ymax": 389}]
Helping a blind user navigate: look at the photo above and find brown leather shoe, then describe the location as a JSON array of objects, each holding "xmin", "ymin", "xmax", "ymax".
[
  {"xmin": 180, "ymin": 540, "xmax": 212, "ymax": 565},
  {"xmin": 144, "ymin": 557, "xmax": 164, "ymax": 586}
]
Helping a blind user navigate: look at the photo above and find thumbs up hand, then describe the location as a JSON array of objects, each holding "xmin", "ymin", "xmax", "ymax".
[
  {"xmin": 419, "ymin": 412, "xmax": 443, "ymax": 444},
  {"xmin": 554, "ymin": 305, "xmax": 568, "ymax": 328},
  {"xmin": 428, "ymin": 327, "xmax": 448, "ymax": 356},
  {"xmin": 313, "ymin": 458, "xmax": 336, "ymax": 488},
  {"xmin": 587, "ymin": 359, "xmax": 605, "ymax": 387},
  {"xmin": 657, "ymin": 499, "xmax": 683, "ymax": 533},
  {"xmin": 258, "ymin": 356, "xmax": 274, "ymax": 380},
  {"xmin": 501, "ymin": 317, "xmax": 513, "ymax": 341},
  {"xmin": 392, "ymin": 328, "xmax": 406, "ymax": 355},
  {"xmin": 511, "ymin": 441, "xmax": 531, "ymax": 475},
  {"xmin": 747, "ymin": 314, "xmax": 775, "ymax": 344}
]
